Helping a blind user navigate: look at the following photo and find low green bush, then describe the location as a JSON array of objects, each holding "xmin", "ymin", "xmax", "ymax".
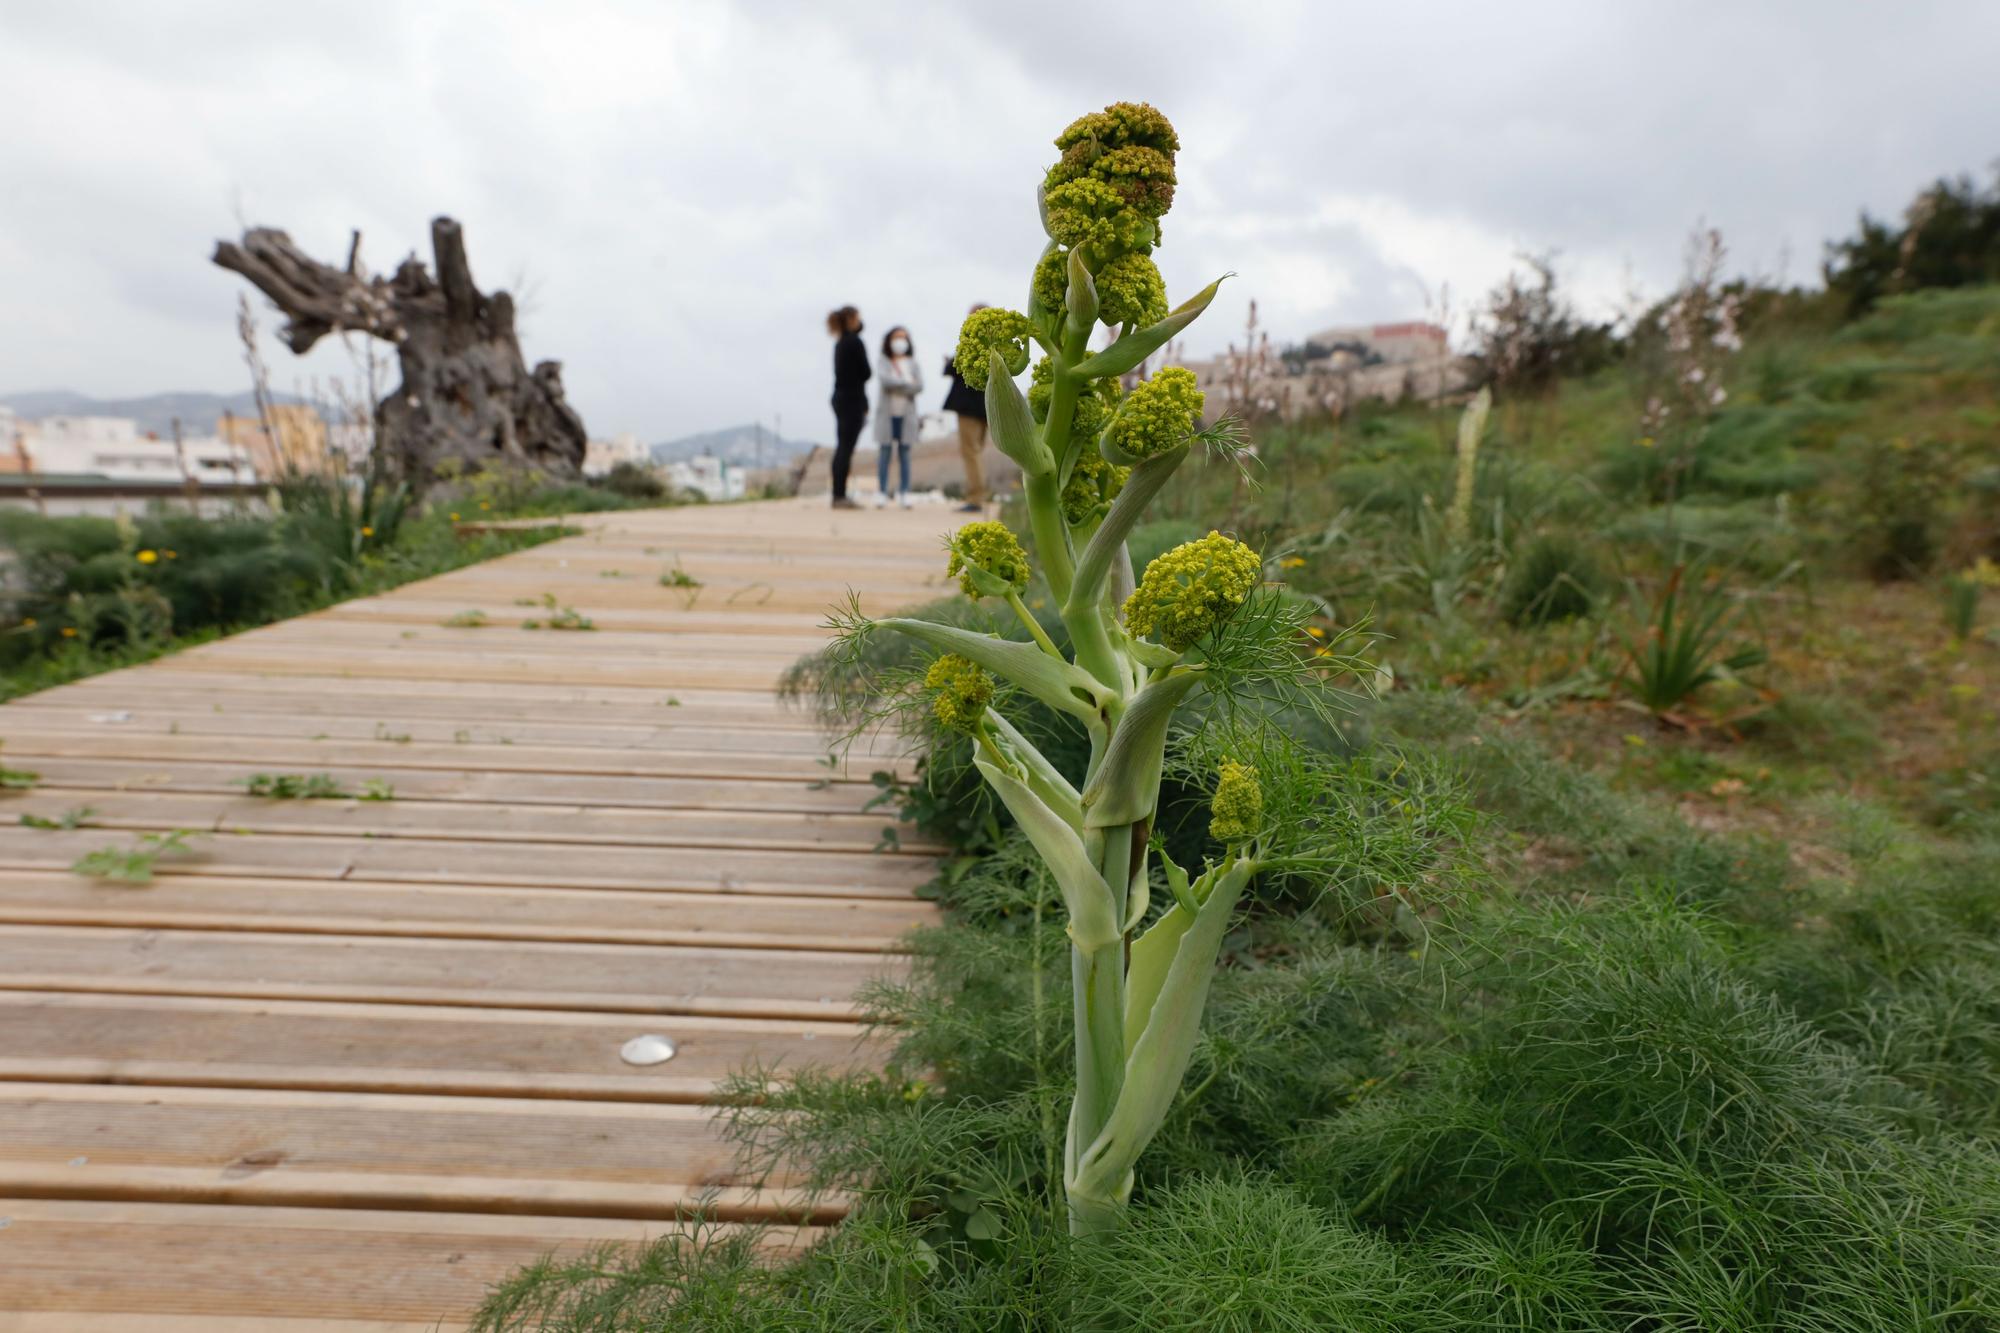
[{"xmin": 1501, "ymin": 532, "xmax": 1603, "ymax": 625}]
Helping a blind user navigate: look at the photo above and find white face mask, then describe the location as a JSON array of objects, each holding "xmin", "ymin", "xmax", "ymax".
[{"xmin": 891, "ymin": 339, "xmax": 910, "ymax": 355}]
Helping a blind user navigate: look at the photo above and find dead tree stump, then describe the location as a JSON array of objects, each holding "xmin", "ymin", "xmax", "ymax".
[{"xmin": 213, "ymin": 217, "xmax": 588, "ymax": 489}]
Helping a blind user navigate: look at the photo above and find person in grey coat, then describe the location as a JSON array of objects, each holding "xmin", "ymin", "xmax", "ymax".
[{"xmin": 873, "ymin": 325, "xmax": 924, "ymax": 508}]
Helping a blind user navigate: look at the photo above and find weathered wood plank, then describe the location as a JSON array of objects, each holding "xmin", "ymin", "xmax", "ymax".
[
  {"xmin": 0, "ymin": 1199, "xmax": 794, "ymax": 1329},
  {"xmin": 0, "ymin": 1085, "xmax": 815, "ymax": 1221},
  {"xmin": 0, "ymin": 871, "xmax": 935, "ymax": 950},
  {"xmin": 0, "ymin": 733, "xmax": 888, "ymax": 783},
  {"xmin": 0, "ymin": 826, "xmax": 928, "ymax": 896},
  {"xmin": 0, "ymin": 992, "xmax": 880, "ymax": 1101},
  {"xmin": 0, "ymin": 924, "xmax": 899, "ymax": 1020},
  {"xmin": 6, "ymin": 788, "xmax": 929, "ymax": 855},
  {"xmin": 3, "ymin": 758, "xmax": 880, "ymax": 816}
]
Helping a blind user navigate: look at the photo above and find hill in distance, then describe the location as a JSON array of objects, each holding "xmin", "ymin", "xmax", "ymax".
[
  {"xmin": 651, "ymin": 423, "xmax": 815, "ymax": 467},
  {"xmin": 0, "ymin": 389, "xmax": 310, "ymax": 439}
]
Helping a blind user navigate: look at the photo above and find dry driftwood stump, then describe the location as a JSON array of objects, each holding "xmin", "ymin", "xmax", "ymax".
[{"xmin": 213, "ymin": 216, "xmax": 588, "ymax": 488}]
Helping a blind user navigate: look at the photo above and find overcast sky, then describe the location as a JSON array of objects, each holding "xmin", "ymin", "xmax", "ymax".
[{"xmin": 2, "ymin": 0, "xmax": 1994, "ymax": 446}]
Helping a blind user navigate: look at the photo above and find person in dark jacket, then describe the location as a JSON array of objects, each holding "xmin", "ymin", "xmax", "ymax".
[
  {"xmin": 827, "ymin": 306, "xmax": 870, "ymax": 509},
  {"xmin": 941, "ymin": 302, "xmax": 991, "ymax": 512}
]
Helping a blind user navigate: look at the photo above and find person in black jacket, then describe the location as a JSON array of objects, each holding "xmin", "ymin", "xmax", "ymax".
[
  {"xmin": 941, "ymin": 302, "xmax": 990, "ymax": 513},
  {"xmin": 827, "ymin": 306, "xmax": 870, "ymax": 509}
]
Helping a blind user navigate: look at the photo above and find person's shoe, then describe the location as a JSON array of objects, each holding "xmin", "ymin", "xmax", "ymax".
[
  {"xmin": 956, "ymin": 501, "xmax": 982, "ymax": 512},
  {"xmin": 831, "ymin": 497, "xmax": 860, "ymax": 510},
  {"xmin": 872, "ymin": 491, "xmax": 888, "ymax": 509},
  {"xmin": 899, "ymin": 493, "xmax": 914, "ymax": 509}
]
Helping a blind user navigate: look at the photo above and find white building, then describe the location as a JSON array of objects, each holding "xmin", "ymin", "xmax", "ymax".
[
  {"xmin": 22, "ymin": 415, "xmax": 256, "ymax": 483},
  {"xmin": 666, "ymin": 454, "xmax": 745, "ymax": 502},
  {"xmin": 583, "ymin": 431, "xmax": 650, "ymax": 477}
]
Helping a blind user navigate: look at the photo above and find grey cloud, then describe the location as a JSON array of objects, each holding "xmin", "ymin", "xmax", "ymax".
[{"xmin": 0, "ymin": 0, "xmax": 1988, "ymax": 448}]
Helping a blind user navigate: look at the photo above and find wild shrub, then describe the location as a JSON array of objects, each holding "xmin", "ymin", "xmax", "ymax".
[
  {"xmin": 1846, "ymin": 434, "xmax": 1952, "ymax": 579},
  {"xmin": 1501, "ymin": 532, "xmax": 1602, "ymax": 625}
]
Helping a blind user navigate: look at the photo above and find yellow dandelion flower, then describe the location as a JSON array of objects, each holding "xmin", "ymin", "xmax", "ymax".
[
  {"xmin": 360, "ymin": 526, "xmax": 374, "ymax": 538},
  {"xmin": 1306, "ymin": 626, "xmax": 1325, "ymax": 639},
  {"xmin": 61, "ymin": 627, "xmax": 78, "ymax": 638},
  {"xmin": 136, "ymin": 549, "xmax": 158, "ymax": 564}
]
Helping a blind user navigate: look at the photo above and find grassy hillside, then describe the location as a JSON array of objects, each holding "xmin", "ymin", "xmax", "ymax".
[{"xmin": 1150, "ymin": 284, "xmax": 2000, "ymax": 834}]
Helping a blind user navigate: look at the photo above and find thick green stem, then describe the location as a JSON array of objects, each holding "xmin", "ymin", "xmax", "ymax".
[
  {"xmin": 1024, "ymin": 469, "xmax": 1074, "ymax": 605},
  {"xmin": 1065, "ymin": 591, "xmax": 1126, "ymax": 697},
  {"xmin": 1004, "ymin": 589, "xmax": 1064, "ymax": 661},
  {"xmin": 1064, "ymin": 818, "xmax": 1141, "ymax": 1239},
  {"xmin": 1068, "ymin": 933, "xmax": 1125, "ymax": 1205}
]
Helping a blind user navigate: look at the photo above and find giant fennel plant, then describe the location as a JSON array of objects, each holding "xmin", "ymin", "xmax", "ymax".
[{"xmin": 840, "ymin": 103, "xmax": 1349, "ymax": 1237}]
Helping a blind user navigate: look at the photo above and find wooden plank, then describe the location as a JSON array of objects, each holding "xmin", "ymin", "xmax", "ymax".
[
  {"xmin": 236, "ymin": 622, "xmax": 837, "ymax": 659},
  {"xmin": 0, "ymin": 732, "xmax": 892, "ymax": 783},
  {"xmin": 5, "ymin": 789, "xmax": 928, "ymax": 855},
  {"xmin": 0, "ymin": 871, "xmax": 936, "ymax": 950},
  {"xmin": 0, "ymin": 992, "xmax": 881, "ymax": 1101},
  {"xmin": 138, "ymin": 653, "xmax": 803, "ymax": 691},
  {"xmin": 0, "ymin": 826, "xmax": 930, "ymax": 896},
  {"xmin": 0, "ymin": 1199, "xmax": 790, "ymax": 1328},
  {"xmin": 0, "ymin": 924, "xmax": 899, "ymax": 1020},
  {"xmin": 23, "ymin": 670, "xmax": 795, "ymax": 713},
  {"xmin": 2, "ymin": 758, "xmax": 881, "ymax": 816},
  {"xmin": 313, "ymin": 598, "xmax": 890, "ymax": 635},
  {"xmin": 0, "ymin": 709, "xmax": 858, "ymax": 755},
  {"xmin": 0, "ymin": 1085, "xmax": 819, "ymax": 1222}
]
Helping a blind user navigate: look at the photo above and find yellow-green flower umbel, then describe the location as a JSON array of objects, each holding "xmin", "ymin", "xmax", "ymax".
[
  {"xmin": 1104, "ymin": 366, "xmax": 1205, "ymax": 463},
  {"xmin": 955, "ymin": 308, "xmax": 1033, "ymax": 391},
  {"xmin": 1094, "ymin": 252, "xmax": 1168, "ymax": 329},
  {"xmin": 1124, "ymin": 530, "xmax": 1261, "ymax": 651},
  {"xmin": 947, "ymin": 521, "xmax": 1031, "ymax": 599},
  {"xmin": 1208, "ymin": 759, "xmax": 1263, "ymax": 844},
  {"xmin": 1061, "ymin": 447, "xmax": 1130, "ymax": 526},
  {"xmin": 925, "ymin": 654, "xmax": 993, "ymax": 732}
]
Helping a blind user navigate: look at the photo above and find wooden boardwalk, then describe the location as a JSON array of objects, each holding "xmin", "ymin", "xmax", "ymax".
[{"xmin": 0, "ymin": 498, "xmax": 953, "ymax": 1329}]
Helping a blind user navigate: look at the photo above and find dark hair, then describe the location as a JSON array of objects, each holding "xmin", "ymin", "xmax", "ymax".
[
  {"xmin": 880, "ymin": 326, "xmax": 914, "ymax": 357},
  {"xmin": 826, "ymin": 306, "xmax": 861, "ymax": 335}
]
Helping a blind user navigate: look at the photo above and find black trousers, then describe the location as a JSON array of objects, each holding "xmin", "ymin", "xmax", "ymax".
[{"xmin": 830, "ymin": 401, "xmax": 867, "ymax": 501}]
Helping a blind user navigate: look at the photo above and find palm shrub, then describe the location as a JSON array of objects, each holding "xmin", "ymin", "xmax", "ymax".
[
  {"xmin": 1618, "ymin": 562, "xmax": 1768, "ymax": 718},
  {"xmin": 832, "ymin": 101, "xmax": 1359, "ymax": 1237}
]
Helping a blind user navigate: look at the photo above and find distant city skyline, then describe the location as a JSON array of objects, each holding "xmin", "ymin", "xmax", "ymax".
[{"xmin": 2, "ymin": 1, "xmax": 1994, "ymax": 445}]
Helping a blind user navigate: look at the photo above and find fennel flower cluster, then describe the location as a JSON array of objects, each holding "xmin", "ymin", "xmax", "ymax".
[
  {"xmin": 1040, "ymin": 102, "xmax": 1178, "ymax": 322},
  {"xmin": 924, "ymin": 654, "xmax": 993, "ymax": 732},
  {"xmin": 1208, "ymin": 759, "xmax": 1263, "ymax": 844},
  {"xmin": 955, "ymin": 308, "xmax": 1034, "ymax": 391},
  {"xmin": 1094, "ymin": 252, "xmax": 1168, "ymax": 329},
  {"xmin": 1123, "ymin": 530, "xmax": 1260, "ymax": 651},
  {"xmin": 1061, "ymin": 448, "xmax": 1130, "ymax": 526},
  {"xmin": 1106, "ymin": 367, "xmax": 1205, "ymax": 461},
  {"xmin": 946, "ymin": 521, "xmax": 1031, "ymax": 598}
]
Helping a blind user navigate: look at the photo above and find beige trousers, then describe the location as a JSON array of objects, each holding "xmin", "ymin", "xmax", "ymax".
[{"xmin": 958, "ymin": 416, "xmax": 989, "ymax": 505}]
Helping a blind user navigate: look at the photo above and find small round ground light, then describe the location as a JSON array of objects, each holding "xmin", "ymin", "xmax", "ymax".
[{"xmin": 619, "ymin": 1034, "xmax": 678, "ymax": 1066}]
